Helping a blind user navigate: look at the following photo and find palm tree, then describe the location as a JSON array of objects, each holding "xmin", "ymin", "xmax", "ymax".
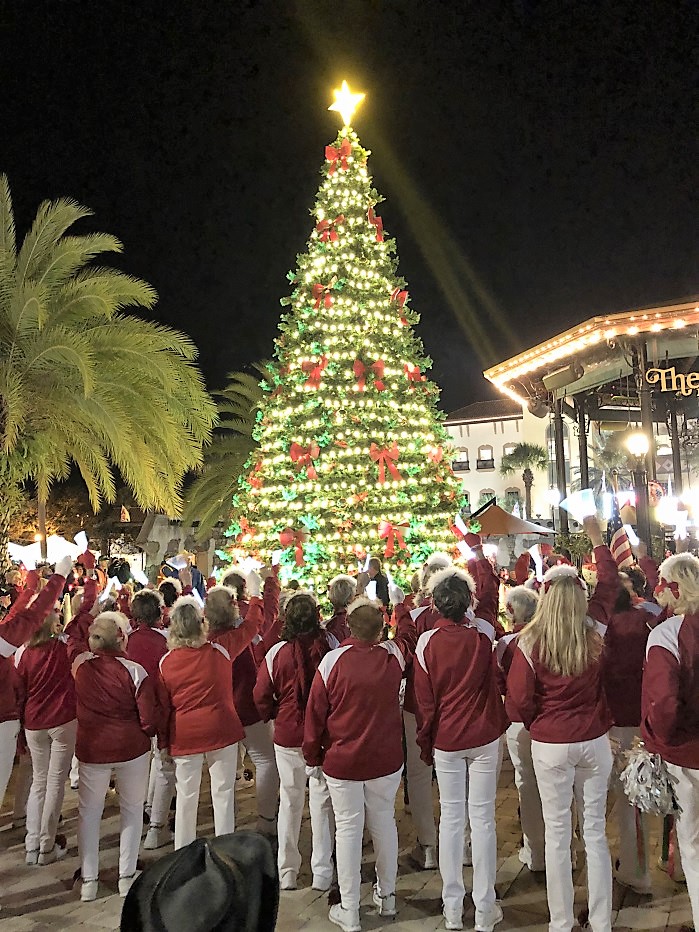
[
  {"xmin": 0, "ymin": 175, "xmax": 217, "ymax": 561},
  {"xmin": 500, "ymin": 442, "xmax": 549, "ymax": 520},
  {"xmin": 181, "ymin": 368, "xmax": 264, "ymax": 541}
]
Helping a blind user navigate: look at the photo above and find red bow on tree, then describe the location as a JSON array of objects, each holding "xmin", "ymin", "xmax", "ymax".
[
  {"xmin": 289, "ymin": 442, "xmax": 320, "ymax": 480},
  {"xmin": 390, "ymin": 287, "xmax": 409, "ymax": 325},
  {"xmin": 370, "ymin": 443, "xmax": 403, "ymax": 484},
  {"xmin": 378, "ymin": 519, "xmax": 409, "ymax": 558},
  {"xmin": 353, "ymin": 358, "xmax": 385, "ymax": 391},
  {"xmin": 325, "ymin": 138, "xmax": 351, "ymax": 174},
  {"xmin": 404, "ymin": 363, "xmax": 425, "ymax": 387},
  {"xmin": 279, "ymin": 526, "xmax": 307, "ymax": 566},
  {"xmin": 349, "ymin": 491, "xmax": 369, "ymax": 505},
  {"xmin": 316, "ymin": 214, "xmax": 345, "ymax": 243},
  {"xmin": 655, "ymin": 577, "xmax": 680, "ymax": 599},
  {"xmin": 237, "ymin": 516, "xmax": 256, "ymax": 541},
  {"xmin": 301, "ymin": 355, "xmax": 328, "ymax": 389},
  {"xmin": 312, "ymin": 282, "xmax": 334, "ymax": 309},
  {"xmin": 427, "ymin": 445, "xmax": 443, "ymax": 464},
  {"xmin": 367, "ymin": 206, "xmax": 384, "ymax": 242},
  {"xmin": 248, "ymin": 461, "xmax": 264, "ymax": 489}
]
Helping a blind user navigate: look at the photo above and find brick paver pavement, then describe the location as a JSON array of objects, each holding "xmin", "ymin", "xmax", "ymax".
[{"xmin": 0, "ymin": 755, "xmax": 692, "ymax": 930}]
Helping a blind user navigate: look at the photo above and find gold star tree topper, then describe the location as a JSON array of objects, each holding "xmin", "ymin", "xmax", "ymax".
[{"xmin": 328, "ymin": 80, "xmax": 365, "ymax": 127}]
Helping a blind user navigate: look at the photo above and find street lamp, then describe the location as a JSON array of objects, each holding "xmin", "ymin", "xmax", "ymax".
[{"xmin": 625, "ymin": 430, "xmax": 652, "ymax": 554}]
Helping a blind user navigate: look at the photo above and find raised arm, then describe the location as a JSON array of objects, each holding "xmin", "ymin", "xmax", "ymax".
[
  {"xmin": 583, "ymin": 516, "xmax": 619, "ymax": 628},
  {"xmin": 0, "ymin": 563, "xmax": 69, "ymax": 657}
]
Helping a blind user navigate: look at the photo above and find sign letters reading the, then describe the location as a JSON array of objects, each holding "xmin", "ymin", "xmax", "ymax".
[{"xmin": 646, "ymin": 366, "xmax": 699, "ymax": 396}]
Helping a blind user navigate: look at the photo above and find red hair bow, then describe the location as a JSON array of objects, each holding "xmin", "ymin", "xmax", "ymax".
[
  {"xmin": 655, "ymin": 577, "xmax": 680, "ymax": 599},
  {"xmin": 325, "ymin": 138, "xmax": 351, "ymax": 174}
]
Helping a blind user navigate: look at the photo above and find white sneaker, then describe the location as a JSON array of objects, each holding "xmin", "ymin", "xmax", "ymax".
[
  {"xmin": 372, "ymin": 884, "xmax": 396, "ymax": 916},
  {"xmin": 25, "ymin": 849, "xmax": 39, "ymax": 866},
  {"xmin": 410, "ymin": 843, "xmax": 438, "ymax": 869},
  {"xmin": 38, "ymin": 843, "xmax": 67, "ymax": 865},
  {"xmin": 615, "ymin": 871, "xmax": 652, "ymax": 895},
  {"xmin": 462, "ymin": 839, "xmax": 472, "ymax": 867},
  {"xmin": 119, "ymin": 872, "xmax": 141, "ymax": 897},
  {"xmin": 474, "ymin": 901, "xmax": 503, "ymax": 932},
  {"xmin": 143, "ymin": 826, "xmax": 173, "ymax": 850},
  {"xmin": 280, "ymin": 870, "xmax": 298, "ymax": 891},
  {"xmin": 81, "ymin": 879, "xmax": 99, "ymax": 902},
  {"xmin": 443, "ymin": 906, "xmax": 463, "ymax": 930},
  {"xmin": 329, "ymin": 903, "xmax": 361, "ymax": 932}
]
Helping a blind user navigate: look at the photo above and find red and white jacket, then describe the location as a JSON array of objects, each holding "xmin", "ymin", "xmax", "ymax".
[
  {"xmin": 602, "ymin": 603, "xmax": 656, "ymax": 727},
  {"xmin": 253, "ymin": 631, "xmax": 338, "ymax": 748},
  {"xmin": 220, "ymin": 577, "xmax": 281, "ymax": 729},
  {"xmin": 303, "ymin": 607, "xmax": 417, "ymax": 780},
  {"xmin": 64, "ymin": 577, "xmax": 98, "ymax": 662},
  {"xmin": 324, "ymin": 610, "xmax": 351, "ymax": 644},
  {"xmin": 0, "ymin": 574, "xmax": 65, "ymax": 725},
  {"xmin": 505, "ymin": 545, "xmax": 618, "ymax": 743},
  {"xmin": 414, "ymin": 611, "xmax": 507, "ymax": 762},
  {"xmin": 15, "ymin": 636, "xmax": 76, "ymax": 731},
  {"xmin": 73, "ymin": 649, "xmax": 157, "ymax": 764},
  {"xmin": 641, "ymin": 612, "xmax": 699, "ymax": 769},
  {"xmin": 126, "ymin": 623, "xmax": 169, "ymax": 681}
]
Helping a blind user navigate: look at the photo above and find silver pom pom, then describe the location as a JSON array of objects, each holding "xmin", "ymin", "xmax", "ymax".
[{"xmin": 619, "ymin": 739, "xmax": 682, "ymax": 817}]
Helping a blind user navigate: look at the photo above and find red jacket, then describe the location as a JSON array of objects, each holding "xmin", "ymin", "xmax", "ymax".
[
  {"xmin": 0, "ymin": 574, "xmax": 65, "ymax": 725},
  {"xmin": 253, "ymin": 631, "xmax": 338, "ymax": 748},
  {"xmin": 641, "ymin": 612, "xmax": 699, "ymax": 768},
  {"xmin": 468, "ymin": 556, "xmax": 506, "ymax": 639},
  {"xmin": 64, "ymin": 577, "xmax": 98, "ymax": 662},
  {"xmin": 505, "ymin": 546, "xmax": 618, "ymax": 743},
  {"xmin": 126, "ymin": 624, "xmax": 169, "ymax": 681},
  {"xmin": 303, "ymin": 608, "xmax": 417, "ymax": 780},
  {"xmin": 603, "ymin": 603, "xmax": 655, "ymax": 727},
  {"xmin": 15, "ymin": 636, "xmax": 76, "ymax": 730},
  {"xmin": 73, "ymin": 649, "xmax": 157, "ymax": 764},
  {"xmin": 414, "ymin": 613, "xmax": 507, "ymax": 761},
  {"xmin": 402, "ymin": 600, "xmax": 441, "ymax": 715},
  {"xmin": 324, "ymin": 610, "xmax": 351, "ymax": 644}
]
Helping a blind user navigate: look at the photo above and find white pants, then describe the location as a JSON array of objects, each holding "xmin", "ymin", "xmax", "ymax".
[
  {"xmin": 13, "ymin": 751, "xmax": 33, "ymax": 823},
  {"xmin": 0, "ymin": 719, "xmax": 20, "ymax": 809},
  {"xmin": 173, "ymin": 743, "xmax": 237, "ymax": 850},
  {"xmin": 243, "ymin": 721, "xmax": 279, "ymax": 825},
  {"xmin": 146, "ymin": 738, "xmax": 176, "ymax": 827},
  {"xmin": 507, "ymin": 722, "xmax": 545, "ymax": 871},
  {"xmin": 325, "ymin": 767, "xmax": 402, "ymax": 913},
  {"xmin": 274, "ymin": 744, "xmax": 334, "ymax": 883},
  {"xmin": 667, "ymin": 763, "xmax": 699, "ymax": 927},
  {"xmin": 532, "ymin": 736, "xmax": 612, "ymax": 932},
  {"xmin": 25, "ymin": 720, "xmax": 77, "ymax": 853},
  {"xmin": 609, "ymin": 726, "xmax": 650, "ymax": 887},
  {"xmin": 78, "ymin": 752, "xmax": 150, "ymax": 881},
  {"xmin": 434, "ymin": 740, "xmax": 500, "ymax": 923},
  {"xmin": 403, "ymin": 711, "xmax": 437, "ymax": 846}
]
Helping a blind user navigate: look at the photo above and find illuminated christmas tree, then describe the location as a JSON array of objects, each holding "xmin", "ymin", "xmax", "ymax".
[{"xmin": 229, "ymin": 83, "xmax": 466, "ymax": 587}]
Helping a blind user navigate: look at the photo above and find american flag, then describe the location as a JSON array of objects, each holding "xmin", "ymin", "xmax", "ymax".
[{"xmin": 608, "ymin": 493, "xmax": 634, "ymax": 568}]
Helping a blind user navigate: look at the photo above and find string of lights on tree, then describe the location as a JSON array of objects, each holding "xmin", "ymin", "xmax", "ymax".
[{"xmin": 226, "ymin": 82, "xmax": 467, "ymax": 588}]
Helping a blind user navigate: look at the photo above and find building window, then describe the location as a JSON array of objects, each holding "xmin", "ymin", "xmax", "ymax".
[
  {"xmin": 505, "ymin": 487, "xmax": 521, "ymax": 512},
  {"xmin": 477, "ymin": 444, "xmax": 495, "ymax": 470},
  {"xmin": 503, "ymin": 443, "xmax": 517, "ymax": 457},
  {"xmin": 452, "ymin": 447, "xmax": 469, "ymax": 471},
  {"xmin": 478, "ymin": 489, "xmax": 496, "ymax": 508}
]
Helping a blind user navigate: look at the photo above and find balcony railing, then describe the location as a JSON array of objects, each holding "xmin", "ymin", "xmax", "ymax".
[
  {"xmin": 452, "ymin": 459, "xmax": 470, "ymax": 472},
  {"xmin": 476, "ymin": 458, "xmax": 495, "ymax": 470}
]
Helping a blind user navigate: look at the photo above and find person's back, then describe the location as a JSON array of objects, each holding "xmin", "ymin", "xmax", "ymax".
[
  {"xmin": 16, "ymin": 637, "xmax": 75, "ymax": 730},
  {"xmin": 603, "ymin": 591, "xmax": 654, "ymax": 728}
]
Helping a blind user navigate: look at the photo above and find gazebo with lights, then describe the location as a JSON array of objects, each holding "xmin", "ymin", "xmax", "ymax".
[{"xmin": 484, "ymin": 299, "xmax": 699, "ymax": 545}]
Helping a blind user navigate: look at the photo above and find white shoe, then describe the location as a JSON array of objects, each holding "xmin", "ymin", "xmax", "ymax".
[
  {"xmin": 312, "ymin": 875, "xmax": 332, "ymax": 891},
  {"xmin": 70, "ymin": 781, "xmax": 79, "ymax": 791},
  {"xmin": 329, "ymin": 903, "xmax": 361, "ymax": 932},
  {"xmin": 143, "ymin": 826, "xmax": 173, "ymax": 850},
  {"xmin": 518, "ymin": 847, "xmax": 545, "ymax": 873},
  {"xmin": 372, "ymin": 884, "xmax": 396, "ymax": 916},
  {"xmin": 119, "ymin": 872, "xmax": 141, "ymax": 897},
  {"xmin": 410, "ymin": 843, "xmax": 437, "ymax": 869},
  {"xmin": 615, "ymin": 871, "xmax": 652, "ymax": 895},
  {"xmin": 462, "ymin": 839, "xmax": 472, "ymax": 867},
  {"xmin": 81, "ymin": 879, "xmax": 99, "ymax": 902},
  {"xmin": 443, "ymin": 906, "xmax": 463, "ymax": 930},
  {"xmin": 280, "ymin": 870, "xmax": 298, "ymax": 891},
  {"xmin": 38, "ymin": 843, "xmax": 67, "ymax": 865},
  {"xmin": 25, "ymin": 849, "xmax": 39, "ymax": 866},
  {"xmin": 474, "ymin": 901, "xmax": 503, "ymax": 932}
]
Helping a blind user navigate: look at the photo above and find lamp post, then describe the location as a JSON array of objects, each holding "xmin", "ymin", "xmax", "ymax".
[{"xmin": 626, "ymin": 430, "xmax": 652, "ymax": 555}]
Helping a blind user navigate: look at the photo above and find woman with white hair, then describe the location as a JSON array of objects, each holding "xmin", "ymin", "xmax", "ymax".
[
  {"xmin": 497, "ymin": 586, "xmax": 543, "ymax": 873},
  {"xmin": 506, "ymin": 516, "xmax": 619, "ymax": 932},
  {"xmin": 73, "ymin": 611, "xmax": 158, "ymax": 901},
  {"xmin": 414, "ymin": 564, "xmax": 508, "ymax": 932},
  {"xmin": 325, "ymin": 574, "xmax": 357, "ymax": 643},
  {"xmin": 642, "ymin": 553, "xmax": 699, "ymax": 928},
  {"xmin": 158, "ymin": 589, "xmax": 262, "ymax": 849}
]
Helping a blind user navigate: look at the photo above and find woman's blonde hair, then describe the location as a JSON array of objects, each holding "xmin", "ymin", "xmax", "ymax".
[
  {"xmin": 204, "ymin": 586, "xmax": 240, "ymax": 631},
  {"xmin": 88, "ymin": 612, "xmax": 128, "ymax": 652},
  {"xmin": 168, "ymin": 595, "xmax": 206, "ymax": 649},
  {"xmin": 519, "ymin": 574, "xmax": 601, "ymax": 677},
  {"xmin": 656, "ymin": 553, "xmax": 699, "ymax": 615}
]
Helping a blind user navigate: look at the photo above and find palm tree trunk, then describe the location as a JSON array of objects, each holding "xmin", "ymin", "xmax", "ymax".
[
  {"xmin": 37, "ymin": 498, "xmax": 48, "ymax": 561},
  {"xmin": 523, "ymin": 468, "xmax": 534, "ymax": 520}
]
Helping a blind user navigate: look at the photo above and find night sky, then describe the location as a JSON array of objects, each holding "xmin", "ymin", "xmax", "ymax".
[{"xmin": 3, "ymin": 0, "xmax": 697, "ymax": 412}]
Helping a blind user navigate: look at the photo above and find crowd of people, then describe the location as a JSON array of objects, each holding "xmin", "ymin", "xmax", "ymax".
[{"xmin": 0, "ymin": 522, "xmax": 696, "ymax": 932}]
